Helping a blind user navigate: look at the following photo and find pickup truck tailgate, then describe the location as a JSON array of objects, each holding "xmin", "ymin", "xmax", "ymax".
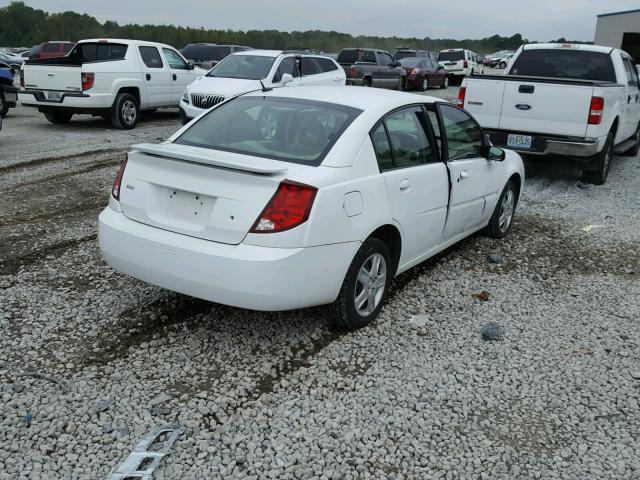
[
  {"xmin": 499, "ymin": 81, "xmax": 593, "ymax": 137},
  {"xmin": 463, "ymin": 78, "xmax": 506, "ymax": 129},
  {"xmin": 24, "ymin": 64, "xmax": 81, "ymax": 92}
]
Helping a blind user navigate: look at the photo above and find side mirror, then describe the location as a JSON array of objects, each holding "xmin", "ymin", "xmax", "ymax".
[
  {"xmin": 280, "ymin": 73, "xmax": 293, "ymax": 86},
  {"xmin": 186, "ymin": 61, "xmax": 194, "ymax": 70},
  {"xmin": 487, "ymin": 146, "xmax": 506, "ymax": 161}
]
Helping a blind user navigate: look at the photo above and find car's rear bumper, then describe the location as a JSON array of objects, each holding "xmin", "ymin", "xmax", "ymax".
[
  {"xmin": 98, "ymin": 207, "xmax": 360, "ymax": 311},
  {"xmin": 486, "ymin": 129, "xmax": 600, "ymax": 159},
  {"xmin": 19, "ymin": 90, "xmax": 114, "ymax": 109}
]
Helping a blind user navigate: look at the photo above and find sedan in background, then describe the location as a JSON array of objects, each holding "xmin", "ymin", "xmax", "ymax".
[
  {"xmin": 99, "ymin": 87, "xmax": 524, "ymax": 329},
  {"xmin": 399, "ymin": 57, "xmax": 448, "ymax": 90}
]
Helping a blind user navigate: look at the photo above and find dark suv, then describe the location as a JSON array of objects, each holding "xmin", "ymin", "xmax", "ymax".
[{"xmin": 181, "ymin": 43, "xmax": 252, "ymax": 69}]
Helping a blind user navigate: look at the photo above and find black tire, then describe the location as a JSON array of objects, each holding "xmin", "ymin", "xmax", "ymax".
[
  {"xmin": 179, "ymin": 108, "xmax": 190, "ymax": 125},
  {"xmin": 419, "ymin": 77, "xmax": 428, "ymax": 92},
  {"xmin": 440, "ymin": 77, "xmax": 448, "ymax": 89},
  {"xmin": 397, "ymin": 77, "xmax": 406, "ymax": 91},
  {"xmin": 329, "ymin": 237, "xmax": 392, "ymax": 330},
  {"xmin": 0, "ymin": 93, "xmax": 8, "ymax": 118},
  {"xmin": 110, "ymin": 92, "xmax": 139, "ymax": 130},
  {"xmin": 362, "ymin": 77, "xmax": 372, "ymax": 88},
  {"xmin": 484, "ymin": 180, "xmax": 518, "ymax": 239},
  {"xmin": 582, "ymin": 133, "xmax": 613, "ymax": 185},
  {"xmin": 623, "ymin": 124, "xmax": 640, "ymax": 156},
  {"xmin": 44, "ymin": 111, "xmax": 73, "ymax": 124},
  {"xmin": 499, "ymin": 62, "xmax": 507, "ymax": 69}
]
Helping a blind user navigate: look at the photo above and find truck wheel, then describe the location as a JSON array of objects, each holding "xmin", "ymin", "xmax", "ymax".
[
  {"xmin": 362, "ymin": 77, "xmax": 372, "ymax": 88},
  {"xmin": 582, "ymin": 133, "xmax": 613, "ymax": 185},
  {"xmin": 110, "ymin": 93, "xmax": 139, "ymax": 130},
  {"xmin": 44, "ymin": 111, "xmax": 73, "ymax": 124},
  {"xmin": 0, "ymin": 93, "xmax": 8, "ymax": 118},
  {"xmin": 329, "ymin": 237, "xmax": 392, "ymax": 330},
  {"xmin": 484, "ymin": 180, "xmax": 517, "ymax": 239},
  {"xmin": 623, "ymin": 124, "xmax": 640, "ymax": 156}
]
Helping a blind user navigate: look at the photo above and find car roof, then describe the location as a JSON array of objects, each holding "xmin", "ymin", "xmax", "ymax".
[
  {"xmin": 78, "ymin": 38, "xmax": 175, "ymax": 49},
  {"xmin": 522, "ymin": 43, "xmax": 614, "ymax": 54},
  {"xmin": 228, "ymin": 49, "xmax": 335, "ymax": 59},
  {"xmin": 440, "ymin": 48, "xmax": 465, "ymax": 52},
  {"xmin": 243, "ymin": 86, "xmax": 442, "ymax": 111}
]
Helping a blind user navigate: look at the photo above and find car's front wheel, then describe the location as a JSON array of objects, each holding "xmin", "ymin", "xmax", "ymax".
[
  {"xmin": 329, "ymin": 237, "xmax": 392, "ymax": 330},
  {"xmin": 0, "ymin": 92, "xmax": 8, "ymax": 118},
  {"xmin": 484, "ymin": 180, "xmax": 518, "ymax": 239}
]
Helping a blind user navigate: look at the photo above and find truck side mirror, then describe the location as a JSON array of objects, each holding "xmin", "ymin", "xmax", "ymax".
[{"xmin": 186, "ymin": 61, "xmax": 195, "ymax": 70}]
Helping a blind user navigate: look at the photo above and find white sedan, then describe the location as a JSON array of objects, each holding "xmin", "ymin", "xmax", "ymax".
[{"xmin": 99, "ymin": 86, "xmax": 524, "ymax": 329}]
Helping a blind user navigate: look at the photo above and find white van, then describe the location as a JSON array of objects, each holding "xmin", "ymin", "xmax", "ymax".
[{"xmin": 437, "ymin": 48, "xmax": 483, "ymax": 81}]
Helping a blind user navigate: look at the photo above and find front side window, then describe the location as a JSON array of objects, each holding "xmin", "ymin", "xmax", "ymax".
[
  {"xmin": 139, "ymin": 46, "xmax": 164, "ymax": 69},
  {"xmin": 175, "ymin": 97, "xmax": 362, "ymax": 166},
  {"xmin": 438, "ymin": 104, "xmax": 483, "ymax": 160},
  {"xmin": 371, "ymin": 106, "xmax": 436, "ymax": 171},
  {"xmin": 206, "ymin": 55, "xmax": 276, "ymax": 80},
  {"xmin": 163, "ymin": 48, "xmax": 187, "ymax": 69},
  {"xmin": 273, "ymin": 57, "xmax": 299, "ymax": 82}
]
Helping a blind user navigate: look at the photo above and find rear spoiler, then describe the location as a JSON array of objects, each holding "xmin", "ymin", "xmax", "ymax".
[{"xmin": 132, "ymin": 143, "xmax": 289, "ymax": 175}]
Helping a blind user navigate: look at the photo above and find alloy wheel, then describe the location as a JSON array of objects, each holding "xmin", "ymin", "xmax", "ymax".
[
  {"xmin": 498, "ymin": 189, "xmax": 515, "ymax": 233},
  {"xmin": 121, "ymin": 100, "xmax": 137, "ymax": 125},
  {"xmin": 354, "ymin": 253, "xmax": 387, "ymax": 317}
]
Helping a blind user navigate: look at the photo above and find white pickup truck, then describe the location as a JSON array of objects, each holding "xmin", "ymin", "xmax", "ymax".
[
  {"xmin": 19, "ymin": 39, "xmax": 206, "ymax": 129},
  {"xmin": 460, "ymin": 43, "xmax": 640, "ymax": 184}
]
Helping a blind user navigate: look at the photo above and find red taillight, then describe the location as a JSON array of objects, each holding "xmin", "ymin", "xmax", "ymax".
[
  {"xmin": 457, "ymin": 86, "xmax": 466, "ymax": 108},
  {"xmin": 463, "ymin": 60, "xmax": 468, "ymax": 68},
  {"xmin": 588, "ymin": 96, "xmax": 604, "ymax": 125},
  {"xmin": 81, "ymin": 72, "xmax": 95, "ymax": 91},
  {"xmin": 411, "ymin": 68, "xmax": 420, "ymax": 75},
  {"xmin": 350, "ymin": 66, "xmax": 357, "ymax": 78},
  {"xmin": 250, "ymin": 181, "xmax": 317, "ymax": 233},
  {"xmin": 112, "ymin": 156, "xmax": 128, "ymax": 200}
]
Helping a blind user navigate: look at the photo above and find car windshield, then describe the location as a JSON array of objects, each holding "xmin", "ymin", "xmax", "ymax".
[
  {"xmin": 438, "ymin": 51, "xmax": 464, "ymax": 61},
  {"xmin": 509, "ymin": 49, "xmax": 616, "ymax": 82},
  {"xmin": 206, "ymin": 54, "xmax": 276, "ymax": 80},
  {"xmin": 175, "ymin": 96, "xmax": 362, "ymax": 166}
]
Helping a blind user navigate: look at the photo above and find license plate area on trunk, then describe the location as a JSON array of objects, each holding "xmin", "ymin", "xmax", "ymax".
[
  {"xmin": 166, "ymin": 189, "xmax": 211, "ymax": 221},
  {"xmin": 45, "ymin": 91, "xmax": 62, "ymax": 102},
  {"xmin": 507, "ymin": 134, "xmax": 532, "ymax": 149}
]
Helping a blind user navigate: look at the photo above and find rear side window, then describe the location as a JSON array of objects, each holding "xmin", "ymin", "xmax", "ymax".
[
  {"xmin": 509, "ymin": 49, "xmax": 616, "ymax": 82},
  {"xmin": 62, "ymin": 43, "xmax": 74, "ymax": 53},
  {"xmin": 359, "ymin": 51, "xmax": 376, "ymax": 63},
  {"xmin": 438, "ymin": 51, "xmax": 464, "ymax": 62},
  {"xmin": 70, "ymin": 43, "xmax": 127, "ymax": 62},
  {"xmin": 139, "ymin": 46, "xmax": 164, "ymax": 69},
  {"xmin": 337, "ymin": 49, "xmax": 358, "ymax": 64},
  {"xmin": 42, "ymin": 43, "xmax": 61, "ymax": 53},
  {"xmin": 175, "ymin": 96, "xmax": 362, "ymax": 166},
  {"xmin": 317, "ymin": 58, "xmax": 338, "ymax": 72},
  {"xmin": 301, "ymin": 57, "xmax": 322, "ymax": 75}
]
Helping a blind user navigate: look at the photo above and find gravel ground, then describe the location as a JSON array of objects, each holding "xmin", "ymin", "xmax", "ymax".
[{"xmin": 1, "ymin": 84, "xmax": 639, "ymax": 480}]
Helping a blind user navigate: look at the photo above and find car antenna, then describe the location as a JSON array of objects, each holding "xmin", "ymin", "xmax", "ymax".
[{"xmin": 259, "ymin": 80, "xmax": 272, "ymax": 92}]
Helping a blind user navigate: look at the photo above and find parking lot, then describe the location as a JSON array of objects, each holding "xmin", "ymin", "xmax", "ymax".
[{"xmin": 1, "ymin": 82, "xmax": 639, "ymax": 480}]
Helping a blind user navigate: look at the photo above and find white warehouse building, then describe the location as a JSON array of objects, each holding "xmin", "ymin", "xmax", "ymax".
[{"xmin": 594, "ymin": 9, "xmax": 640, "ymax": 62}]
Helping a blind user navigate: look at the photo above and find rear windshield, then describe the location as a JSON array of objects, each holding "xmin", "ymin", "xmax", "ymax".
[
  {"xmin": 69, "ymin": 43, "xmax": 128, "ymax": 62},
  {"xmin": 393, "ymin": 51, "xmax": 415, "ymax": 61},
  {"xmin": 175, "ymin": 96, "xmax": 362, "ymax": 165},
  {"xmin": 182, "ymin": 44, "xmax": 231, "ymax": 62},
  {"xmin": 509, "ymin": 49, "xmax": 616, "ymax": 82},
  {"xmin": 206, "ymin": 54, "xmax": 276, "ymax": 80},
  {"xmin": 398, "ymin": 57, "xmax": 421, "ymax": 67},
  {"xmin": 438, "ymin": 51, "xmax": 464, "ymax": 61}
]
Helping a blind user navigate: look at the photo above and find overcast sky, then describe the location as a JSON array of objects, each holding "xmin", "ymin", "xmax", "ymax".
[{"xmin": 3, "ymin": 0, "xmax": 639, "ymax": 41}]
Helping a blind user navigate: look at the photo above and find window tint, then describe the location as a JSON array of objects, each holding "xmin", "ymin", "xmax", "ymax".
[
  {"xmin": 273, "ymin": 56, "xmax": 299, "ymax": 82},
  {"xmin": 359, "ymin": 50, "xmax": 376, "ymax": 63},
  {"xmin": 163, "ymin": 48, "xmax": 187, "ymax": 69},
  {"xmin": 301, "ymin": 57, "xmax": 322, "ymax": 75},
  {"xmin": 509, "ymin": 49, "xmax": 616, "ymax": 82},
  {"xmin": 70, "ymin": 43, "xmax": 127, "ymax": 62},
  {"xmin": 139, "ymin": 46, "xmax": 164, "ymax": 68},
  {"xmin": 62, "ymin": 43, "xmax": 74, "ymax": 53},
  {"xmin": 317, "ymin": 58, "xmax": 338, "ymax": 72},
  {"xmin": 438, "ymin": 51, "xmax": 464, "ymax": 62},
  {"xmin": 182, "ymin": 44, "xmax": 231, "ymax": 62},
  {"xmin": 175, "ymin": 97, "xmax": 362, "ymax": 166},
  {"xmin": 337, "ymin": 49, "xmax": 358, "ymax": 64},
  {"xmin": 380, "ymin": 53, "xmax": 394, "ymax": 66},
  {"xmin": 439, "ymin": 105, "xmax": 483, "ymax": 160},
  {"xmin": 206, "ymin": 54, "xmax": 276, "ymax": 80},
  {"xmin": 42, "ymin": 43, "xmax": 60, "ymax": 53}
]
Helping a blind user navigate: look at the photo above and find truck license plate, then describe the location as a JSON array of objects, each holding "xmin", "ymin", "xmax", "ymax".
[
  {"xmin": 45, "ymin": 91, "xmax": 62, "ymax": 101},
  {"xmin": 507, "ymin": 134, "xmax": 532, "ymax": 149}
]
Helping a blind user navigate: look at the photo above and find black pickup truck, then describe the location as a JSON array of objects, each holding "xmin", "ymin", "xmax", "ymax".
[{"xmin": 337, "ymin": 48, "xmax": 407, "ymax": 90}]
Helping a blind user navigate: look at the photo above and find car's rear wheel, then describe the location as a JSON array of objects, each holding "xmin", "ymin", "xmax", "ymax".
[
  {"xmin": 0, "ymin": 93, "xmax": 8, "ymax": 118},
  {"xmin": 110, "ymin": 93, "xmax": 139, "ymax": 130},
  {"xmin": 440, "ymin": 77, "xmax": 448, "ymax": 89},
  {"xmin": 582, "ymin": 132, "xmax": 613, "ymax": 185},
  {"xmin": 420, "ymin": 78, "xmax": 429, "ymax": 91},
  {"xmin": 362, "ymin": 77, "xmax": 372, "ymax": 88},
  {"xmin": 484, "ymin": 180, "xmax": 517, "ymax": 239},
  {"xmin": 44, "ymin": 111, "xmax": 73, "ymax": 124},
  {"xmin": 329, "ymin": 237, "xmax": 392, "ymax": 330}
]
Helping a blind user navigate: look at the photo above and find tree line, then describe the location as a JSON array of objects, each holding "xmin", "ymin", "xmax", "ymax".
[{"xmin": 0, "ymin": 2, "xmax": 591, "ymax": 54}]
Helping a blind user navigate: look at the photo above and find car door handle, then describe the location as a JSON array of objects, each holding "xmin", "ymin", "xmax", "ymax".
[
  {"xmin": 172, "ymin": 73, "xmax": 177, "ymax": 81},
  {"xmin": 399, "ymin": 179, "xmax": 411, "ymax": 191},
  {"xmin": 146, "ymin": 74, "xmax": 151, "ymax": 81},
  {"xmin": 458, "ymin": 170, "xmax": 469, "ymax": 181}
]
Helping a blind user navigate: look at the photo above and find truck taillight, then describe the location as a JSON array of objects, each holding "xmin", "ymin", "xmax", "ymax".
[
  {"xmin": 112, "ymin": 156, "xmax": 128, "ymax": 201},
  {"xmin": 463, "ymin": 60, "xmax": 468, "ymax": 69},
  {"xmin": 250, "ymin": 181, "xmax": 317, "ymax": 233},
  {"xmin": 350, "ymin": 66, "xmax": 357, "ymax": 78},
  {"xmin": 81, "ymin": 72, "xmax": 95, "ymax": 91},
  {"xmin": 588, "ymin": 96, "xmax": 604, "ymax": 125},
  {"xmin": 457, "ymin": 87, "xmax": 466, "ymax": 108}
]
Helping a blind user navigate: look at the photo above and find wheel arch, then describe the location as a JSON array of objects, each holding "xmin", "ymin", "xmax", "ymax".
[
  {"xmin": 508, "ymin": 172, "xmax": 522, "ymax": 204},
  {"xmin": 116, "ymin": 86, "xmax": 141, "ymax": 104},
  {"xmin": 368, "ymin": 224, "xmax": 402, "ymax": 276}
]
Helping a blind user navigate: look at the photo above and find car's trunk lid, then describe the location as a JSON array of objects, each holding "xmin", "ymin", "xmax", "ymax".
[
  {"xmin": 118, "ymin": 143, "xmax": 295, "ymax": 245},
  {"xmin": 23, "ymin": 58, "xmax": 82, "ymax": 92}
]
